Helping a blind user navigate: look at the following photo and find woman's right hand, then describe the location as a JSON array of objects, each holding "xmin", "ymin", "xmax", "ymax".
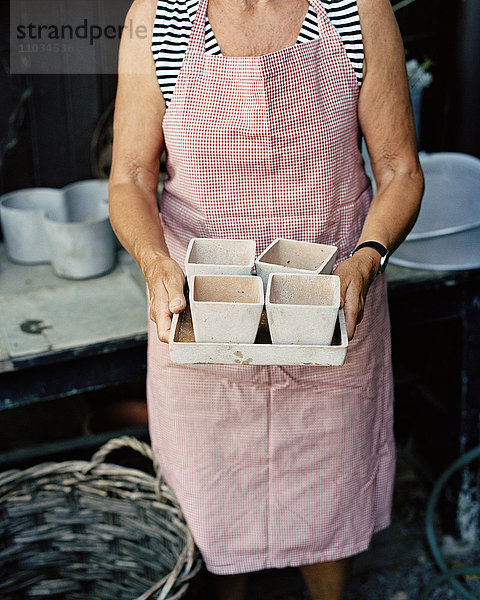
[{"xmin": 143, "ymin": 254, "xmax": 187, "ymax": 343}]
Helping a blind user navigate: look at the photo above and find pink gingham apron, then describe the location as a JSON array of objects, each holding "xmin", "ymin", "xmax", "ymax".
[{"xmin": 147, "ymin": 0, "xmax": 395, "ymax": 574}]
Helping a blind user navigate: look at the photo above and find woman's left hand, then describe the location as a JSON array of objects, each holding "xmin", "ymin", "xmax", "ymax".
[{"xmin": 333, "ymin": 249, "xmax": 381, "ymax": 340}]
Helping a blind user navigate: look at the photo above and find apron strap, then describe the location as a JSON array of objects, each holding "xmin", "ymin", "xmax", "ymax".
[
  {"xmin": 307, "ymin": 0, "xmax": 331, "ymax": 26},
  {"xmin": 187, "ymin": 0, "xmax": 210, "ymax": 54}
]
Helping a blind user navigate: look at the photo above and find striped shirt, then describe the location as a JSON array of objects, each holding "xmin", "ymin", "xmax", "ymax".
[{"xmin": 152, "ymin": 0, "xmax": 364, "ymax": 106}]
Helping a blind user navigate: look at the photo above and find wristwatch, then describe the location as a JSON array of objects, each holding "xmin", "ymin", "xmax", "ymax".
[{"xmin": 348, "ymin": 241, "xmax": 390, "ymax": 274}]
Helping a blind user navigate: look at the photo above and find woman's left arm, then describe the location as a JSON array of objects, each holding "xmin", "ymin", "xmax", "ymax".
[{"xmin": 334, "ymin": 0, "xmax": 424, "ymax": 339}]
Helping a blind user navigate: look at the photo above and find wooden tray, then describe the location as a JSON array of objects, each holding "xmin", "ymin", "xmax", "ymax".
[{"xmin": 169, "ymin": 306, "xmax": 348, "ymax": 366}]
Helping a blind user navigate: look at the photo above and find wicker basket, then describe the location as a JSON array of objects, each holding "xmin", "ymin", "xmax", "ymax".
[{"xmin": 0, "ymin": 436, "xmax": 202, "ymax": 600}]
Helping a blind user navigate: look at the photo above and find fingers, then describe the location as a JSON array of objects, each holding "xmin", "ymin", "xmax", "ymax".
[
  {"xmin": 334, "ymin": 255, "xmax": 376, "ymax": 340},
  {"xmin": 336, "ymin": 269, "xmax": 366, "ymax": 340},
  {"xmin": 155, "ymin": 318, "xmax": 172, "ymax": 344},
  {"xmin": 147, "ymin": 258, "xmax": 187, "ymax": 343},
  {"xmin": 156, "ymin": 326, "xmax": 172, "ymax": 344},
  {"xmin": 155, "ymin": 300, "xmax": 174, "ymax": 343},
  {"xmin": 343, "ymin": 281, "xmax": 362, "ymax": 340},
  {"xmin": 149, "ymin": 283, "xmax": 172, "ymax": 343},
  {"xmin": 164, "ymin": 272, "xmax": 186, "ymax": 313},
  {"xmin": 338, "ymin": 272, "xmax": 348, "ymax": 310}
]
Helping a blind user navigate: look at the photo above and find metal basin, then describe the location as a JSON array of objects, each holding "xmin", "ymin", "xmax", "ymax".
[
  {"xmin": 389, "ymin": 152, "xmax": 480, "ymax": 271},
  {"xmin": 390, "ymin": 228, "xmax": 480, "ymax": 271}
]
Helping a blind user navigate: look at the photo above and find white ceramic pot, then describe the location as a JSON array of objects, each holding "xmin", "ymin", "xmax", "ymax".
[
  {"xmin": 0, "ymin": 188, "xmax": 66, "ymax": 263},
  {"xmin": 190, "ymin": 274, "xmax": 264, "ymax": 343},
  {"xmin": 0, "ymin": 181, "xmax": 115, "ymax": 278},
  {"xmin": 255, "ymin": 238, "xmax": 337, "ymax": 291},
  {"xmin": 185, "ymin": 238, "xmax": 256, "ymax": 285},
  {"xmin": 63, "ymin": 179, "xmax": 109, "ymax": 208},
  {"xmin": 266, "ymin": 273, "xmax": 340, "ymax": 345},
  {"xmin": 44, "ymin": 201, "xmax": 115, "ymax": 279}
]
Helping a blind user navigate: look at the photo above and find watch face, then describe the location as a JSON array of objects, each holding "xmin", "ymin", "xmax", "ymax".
[{"xmin": 379, "ymin": 252, "xmax": 390, "ymax": 273}]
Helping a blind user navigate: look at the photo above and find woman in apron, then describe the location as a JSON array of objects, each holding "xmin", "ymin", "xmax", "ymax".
[{"xmin": 109, "ymin": 0, "xmax": 424, "ymax": 598}]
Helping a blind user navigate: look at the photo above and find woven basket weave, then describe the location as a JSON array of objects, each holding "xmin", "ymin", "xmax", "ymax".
[{"xmin": 0, "ymin": 436, "xmax": 201, "ymax": 600}]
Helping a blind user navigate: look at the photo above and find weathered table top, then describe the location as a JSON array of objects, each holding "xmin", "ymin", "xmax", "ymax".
[{"xmin": 0, "ymin": 244, "xmax": 148, "ymax": 374}]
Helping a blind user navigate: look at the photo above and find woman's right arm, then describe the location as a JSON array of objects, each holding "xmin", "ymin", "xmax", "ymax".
[{"xmin": 109, "ymin": 0, "xmax": 186, "ymax": 343}]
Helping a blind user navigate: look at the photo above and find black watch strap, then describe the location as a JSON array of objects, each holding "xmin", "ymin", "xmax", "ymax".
[{"xmin": 348, "ymin": 241, "xmax": 390, "ymax": 274}]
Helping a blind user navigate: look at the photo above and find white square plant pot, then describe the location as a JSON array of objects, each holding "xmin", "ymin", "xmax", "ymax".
[
  {"xmin": 266, "ymin": 273, "xmax": 340, "ymax": 345},
  {"xmin": 255, "ymin": 238, "xmax": 338, "ymax": 291},
  {"xmin": 185, "ymin": 238, "xmax": 256, "ymax": 285},
  {"xmin": 190, "ymin": 274, "xmax": 264, "ymax": 344}
]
